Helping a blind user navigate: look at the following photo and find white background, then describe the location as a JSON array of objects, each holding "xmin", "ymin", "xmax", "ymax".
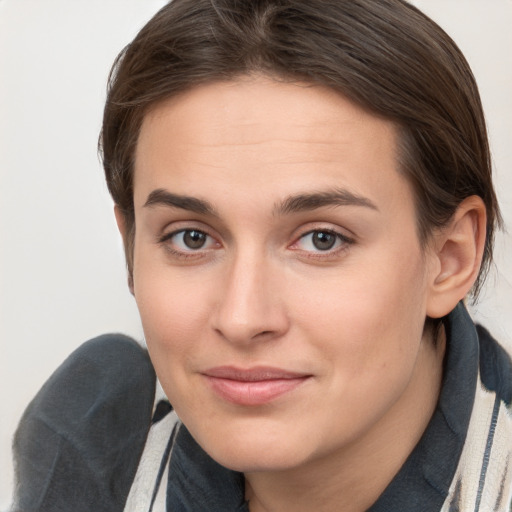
[{"xmin": 0, "ymin": 1, "xmax": 511, "ymax": 508}]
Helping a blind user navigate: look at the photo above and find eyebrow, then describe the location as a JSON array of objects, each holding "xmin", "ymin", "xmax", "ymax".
[
  {"xmin": 275, "ymin": 188, "xmax": 378, "ymax": 215},
  {"xmin": 143, "ymin": 187, "xmax": 377, "ymax": 217},
  {"xmin": 144, "ymin": 189, "xmax": 217, "ymax": 216}
]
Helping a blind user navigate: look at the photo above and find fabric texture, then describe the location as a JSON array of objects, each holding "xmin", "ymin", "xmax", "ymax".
[
  {"xmin": 12, "ymin": 334, "xmax": 156, "ymax": 512},
  {"xmin": 11, "ymin": 304, "xmax": 512, "ymax": 511}
]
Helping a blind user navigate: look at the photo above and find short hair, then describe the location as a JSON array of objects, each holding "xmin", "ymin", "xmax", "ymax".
[{"xmin": 100, "ymin": 0, "xmax": 501, "ymax": 298}]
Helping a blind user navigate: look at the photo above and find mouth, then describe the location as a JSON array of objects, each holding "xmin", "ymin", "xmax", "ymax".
[{"xmin": 202, "ymin": 366, "xmax": 312, "ymax": 406}]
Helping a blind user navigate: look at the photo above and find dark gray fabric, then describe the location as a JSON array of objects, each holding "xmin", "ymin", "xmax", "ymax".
[
  {"xmin": 12, "ymin": 334, "xmax": 156, "ymax": 512},
  {"xmin": 477, "ymin": 324, "xmax": 512, "ymax": 406},
  {"xmin": 167, "ymin": 426, "xmax": 249, "ymax": 511}
]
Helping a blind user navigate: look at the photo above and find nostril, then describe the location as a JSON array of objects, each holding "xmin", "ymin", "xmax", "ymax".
[{"xmin": 254, "ymin": 330, "xmax": 273, "ymax": 338}]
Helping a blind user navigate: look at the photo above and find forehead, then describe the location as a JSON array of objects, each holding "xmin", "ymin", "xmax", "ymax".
[{"xmin": 133, "ymin": 76, "xmax": 413, "ymax": 217}]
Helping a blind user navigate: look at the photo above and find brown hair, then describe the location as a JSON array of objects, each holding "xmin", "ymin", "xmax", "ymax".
[{"xmin": 100, "ymin": 0, "xmax": 501, "ymax": 298}]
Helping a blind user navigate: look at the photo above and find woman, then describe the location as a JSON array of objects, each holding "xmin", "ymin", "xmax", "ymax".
[{"xmin": 13, "ymin": 0, "xmax": 511, "ymax": 510}]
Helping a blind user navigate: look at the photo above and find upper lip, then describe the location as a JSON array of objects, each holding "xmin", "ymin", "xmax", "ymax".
[{"xmin": 202, "ymin": 366, "xmax": 310, "ymax": 381}]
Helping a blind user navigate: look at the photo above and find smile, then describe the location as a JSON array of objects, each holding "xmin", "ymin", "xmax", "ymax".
[{"xmin": 202, "ymin": 366, "xmax": 311, "ymax": 406}]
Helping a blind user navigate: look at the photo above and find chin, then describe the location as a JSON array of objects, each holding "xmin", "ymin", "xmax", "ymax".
[
  {"xmin": 213, "ymin": 444, "xmax": 308, "ymax": 474},
  {"xmin": 192, "ymin": 421, "xmax": 313, "ymax": 473}
]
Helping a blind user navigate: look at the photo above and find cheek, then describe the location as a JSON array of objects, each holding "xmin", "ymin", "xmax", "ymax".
[
  {"xmin": 136, "ymin": 280, "xmax": 196, "ymax": 346},
  {"xmin": 134, "ymin": 275, "xmax": 214, "ymax": 419},
  {"xmin": 132, "ymin": 258, "xmax": 214, "ymax": 383},
  {"xmin": 291, "ymin": 244, "xmax": 429, "ymax": 383}
]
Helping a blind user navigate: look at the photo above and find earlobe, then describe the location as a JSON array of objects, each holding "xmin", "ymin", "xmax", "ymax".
[{"xmin": 426, "ymin": 196, "xmax": 487, "ymax": 318}]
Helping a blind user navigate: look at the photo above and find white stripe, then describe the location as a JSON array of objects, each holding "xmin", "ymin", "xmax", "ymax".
[
  {"xmin": 151, "ymin": 443, "xmax": 173, "ymax": 512},
  {"xmin": 441, "ymin": 378, "xmax": 512, "ymax": 511},
  {"xmin": 123, "ymin": 410, "xmax": 180, "ymax": 512}
]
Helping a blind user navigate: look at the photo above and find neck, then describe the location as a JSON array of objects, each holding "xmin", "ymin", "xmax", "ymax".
[{"xmin": 245, "ymin": 329, "xmax": 446, "ymax": 512}]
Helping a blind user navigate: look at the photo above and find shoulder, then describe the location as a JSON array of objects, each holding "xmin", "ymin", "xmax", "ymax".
[
  {"xmin": 13, "ymin": 334, "xmax": 156, "ymax": 512},
  {"xmin": 476, "ymin": 324, "xmax": 512, "ymax": 406},
  {"xmin": 457, "ymin": 324, "xmax": 512, "ymax": 511}
]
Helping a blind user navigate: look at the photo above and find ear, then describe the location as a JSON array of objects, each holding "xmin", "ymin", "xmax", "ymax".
[
  {"xmin": 114, "ymin": 205, "xmax": 135, "ymax": 295},
  {"xmin": 114, "ymin": 204, "xmax": 127, "ymax": 238},
  {"xmin": 426, "ymin": 196, "xmax": 487, "ymax": 318}
]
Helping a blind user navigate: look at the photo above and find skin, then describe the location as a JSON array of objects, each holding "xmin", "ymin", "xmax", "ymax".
[{"xmin": 121, "ymin": 76, "xmax": 483, "ymax": 511}]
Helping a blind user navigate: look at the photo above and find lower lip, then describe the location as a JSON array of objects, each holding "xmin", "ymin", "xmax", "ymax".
[{"xmin": 204, "ymin": 376, "xmax": 309, "ymax": 406}]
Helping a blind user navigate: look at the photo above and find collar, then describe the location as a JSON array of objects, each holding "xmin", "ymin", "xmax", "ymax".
[
  {"xmin": 369, "ymin": 303, "xmax": 479, "ymax": 511},
  {"xmin": 166, "ymin": 303, "xmax": 478, "ymax": 511},
  {"xmin": 167, "ymin": 426, "xmax": 249, "ymax": 511}
]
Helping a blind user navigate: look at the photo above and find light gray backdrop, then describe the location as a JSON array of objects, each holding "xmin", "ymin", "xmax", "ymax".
[{"xmin": 1, "ymin": 0, "xmax": 511, "ymax": 508}]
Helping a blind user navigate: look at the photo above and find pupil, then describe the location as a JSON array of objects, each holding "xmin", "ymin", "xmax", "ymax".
[
  {"xmin": 184, "ymin": 230, "xmax": 206, "ymax": 249},
  {"xmin": 312, "ymin": 231, "xmax": 336, "ymax": 251}
]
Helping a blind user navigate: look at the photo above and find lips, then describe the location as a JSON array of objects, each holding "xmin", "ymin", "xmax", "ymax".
[{"xmin": 202, "ymin": 366, "xmax": 311, "ymax": 406}]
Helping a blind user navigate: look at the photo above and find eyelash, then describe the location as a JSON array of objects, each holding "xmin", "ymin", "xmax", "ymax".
[
  {"xmin": 290, "ymin": 229, "xmax": 354, "ymax": 258},
  {"xmin": 158, "ymin": 227, "xmax": 354, "ymax": 260},
  {"xmin": 158, "ymin": 229, "xmax": 218, "ymax": 259}
]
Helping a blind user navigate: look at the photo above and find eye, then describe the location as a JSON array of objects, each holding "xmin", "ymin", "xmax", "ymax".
[
  {"xmin": 161, "ymin": 229, "xmax": 217, "ymax": 252},
  {"xmin": 294, "ymin": 229, "xmax": 351, "ymax": 253}
]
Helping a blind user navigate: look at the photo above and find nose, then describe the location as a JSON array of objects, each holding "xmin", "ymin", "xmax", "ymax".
[{"xmin": 211, "ymin": 250, "xmax": 289, "ymax": 346}]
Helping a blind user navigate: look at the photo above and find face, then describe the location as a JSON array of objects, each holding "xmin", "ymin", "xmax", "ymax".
[{"xmin": 131, "ymin": 76, "xmax": 437, "ymax": 473}]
